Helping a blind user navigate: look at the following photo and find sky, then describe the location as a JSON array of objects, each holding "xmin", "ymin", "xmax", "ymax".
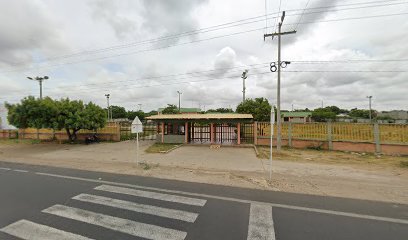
[{"xmin": 0, "ymin": 0, "xmax": 407, "ymax": 113}]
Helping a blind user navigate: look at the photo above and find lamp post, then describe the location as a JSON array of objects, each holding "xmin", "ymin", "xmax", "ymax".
[
  {"xmin": 367, "ymin": 96, "xmax": 372, "ymax": 122},
  {"xmin": 27, "ymin": 76, "xmax": 49, "ymax": 100},
  {"xmin": 242, "ymin": 69, "xmax": 248, "ymax": 102},
  {"xmin": 105, "ymin": 94, "xmax": 110, "ymax": 121},
  {"xmin": 177, "ymin": 91, "xmax": 182, "ymax": 113}
]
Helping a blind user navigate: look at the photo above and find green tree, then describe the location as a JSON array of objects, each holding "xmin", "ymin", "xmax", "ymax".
[
  {"xmin": 206, "ymin": 108, "xmax": 234, "ymax": 113},
  {"xmin": 162, "ymin": 104, "xmax": 179, "ymax": 114},
  {"xmin": 6, "ymin": 96, "xmax": 57, "ymax": 129},
  {"xmin": 127, "ymin": 110, "xmax": 145, "ymax": 121},
  {"xmin": 349, "ymin": 108, "xmax": 374, "ymax": 119},
  {"xmin": 236, "ymin": 98, "xmax": 271, "ymax": 121},
  {"xmin": 146, "ymin": 110, "xmax": 158, "ymax": 117},
  {"xmin": 311, "ymin": 108, "xmax": 337, "ymax": 122},
  {"xmin": 7, "ymin": 97, "xmax": 106, "ymax": 142},
  {"xmin": 110, "ymin": 105, "xmax": 127, "ymax": 119},
  {"xmin": 54, "ymin": 99, "xmax": 106, "ymax": 141}
]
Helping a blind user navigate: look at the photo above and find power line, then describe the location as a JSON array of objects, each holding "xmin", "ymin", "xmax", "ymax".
[
  {"xmin": 295, "ymin": 0, "xmax": 312, "ymax": 30},
  {"xmin": 3, "ymin": 0, "xmax": 402, "ymax": 69}
]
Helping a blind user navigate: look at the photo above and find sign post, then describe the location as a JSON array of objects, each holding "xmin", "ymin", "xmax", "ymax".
[
  {"xmin": 131, "ymin": 116, "xmax": 143, "ymax": 164},
  {"xmin": 270, "ymin": 106, "xmax": 275, "ymax": 181}
]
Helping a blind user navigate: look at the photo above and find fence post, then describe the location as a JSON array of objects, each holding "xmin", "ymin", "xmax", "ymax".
[
  {"xmin": 373, "ymin": 123, "xmax": 381, "ymax": 154},
  {"xmin": 253, "ymin": 122, "xmax": 258, "ymax": 145},
  {"xmin": 288, "ymin": 122, "xmax": 292, "ymax": 147},
  {"xmin": 237, "ymin": 123, "xmax": 241, "ymax": 145},
  {"xmin": 327, "ymin": 121, "xmax": 333, "ymax": 150}
]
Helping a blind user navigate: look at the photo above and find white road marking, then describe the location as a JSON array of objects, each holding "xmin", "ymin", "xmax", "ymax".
[
  {"xmin": 247, "ymin": 204, "xmax": 275, "ymax": 240},
  {"xmin": 43, "ymin": 204, "xmax": 187, "ymax": 240},
  {"xmin": 95, "ymin": 184, "xmax": 206, "ymax": 207},
  {"xmin": 35, "ymin": 171, "xmax": 408, "ymax": 225},
  {"xmin": 0, "ymin": 219, "xmax": 93, "ymax": 240},
  {"xmin": 73, "ymin": 193, "xmax": 198, "ymax": 222},
  {"xmin": 0, "ymin": 167, "xmax": 11, "ymax": 171},
  {"xmin": 12, "ymin": 169, "xmax": 29, "ymax": 173}
]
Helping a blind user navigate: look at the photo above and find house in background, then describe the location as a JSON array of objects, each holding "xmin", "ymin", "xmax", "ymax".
[
  {"xmin": 157, "ymin": 107, "xmax": 201, "ymax": 115},
  {"xmin": 281, "ymin": 111, "xmax": 312, "ymax": 123}
]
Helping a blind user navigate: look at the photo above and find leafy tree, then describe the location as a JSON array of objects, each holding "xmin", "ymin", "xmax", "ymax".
[
  {"xmin": 127, "ymin": 110, "xmax": 145, "ymax": 121},
  {"xmin": 6, "ymin": 96, "xmax": 57, "ymax": 129},
  {"xmin": 206, "ymin": 108, "xmax": 234, "ymax": 113},
  {"xmin": 236, "ymin": 98, "xmax": 272, "ymax": 121},
  {"xmin": 146, "ymin": 110, "xmax": 158, "ymax": 117},
  {"xmin": 311, "ymin": 108, "xmax": 337, "ymax": 122},
  {"xmin": 54, "ymin": 99, "xmax": 106, "ymax": 141},
  {"xmin": 162, "ymin": 104, "xmax": 179, "ymax": 114},
  {"xmin": 349, "ymin": 108, "xmax": 375, "ymax": 119},
  {"xmin": 7, "ymin": 97, "xmax": 106, "ymax": 142},
  {"xmin": 110, "ymin": 105, "xmax": 127, "ymax": 119}
]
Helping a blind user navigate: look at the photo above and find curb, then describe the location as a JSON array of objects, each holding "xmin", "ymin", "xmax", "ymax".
[{"xmin": 159, "ymin": 144, "xmax": 183, "ymax": 154}]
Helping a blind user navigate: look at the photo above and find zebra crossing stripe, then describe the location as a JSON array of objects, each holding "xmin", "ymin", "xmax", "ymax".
[
  {"xmin": 73, "ymin": 193, "xmax": 198, "ymax": 222},
  {"xmin": 94, "ymin": 184, "xmax": 207, "ymax": 206},
  {"xmin": 43, "ymin": 204, "xmax": 187, "ymax": 240},
  {"xmin": 0, "ymin": 219, "xmax": 94, "ymax": 240},
  {"xmin": 247, "ymin": 204, "xmax": 276, "ymax": 240}
]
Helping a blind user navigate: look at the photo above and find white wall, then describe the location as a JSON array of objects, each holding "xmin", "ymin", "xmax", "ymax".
[{"xmin": 0, "ymin": 103, "xmax": 16, "ymax": 129}]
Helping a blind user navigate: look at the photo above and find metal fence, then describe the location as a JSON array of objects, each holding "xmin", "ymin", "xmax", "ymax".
[
  {"xmin": 256, "ymin": 122, "xmax": 408, "ymax": 144},
  {"xmin": 240, "ymin": 123, "xmax": 254, "ymax": 144},
  {"xmin": 120, "ymin": 122, "xmax": 157, "ymax": 141},
  {"xmin": 189, "ymin": 123, "xmax": 211, "ymax": 144}
]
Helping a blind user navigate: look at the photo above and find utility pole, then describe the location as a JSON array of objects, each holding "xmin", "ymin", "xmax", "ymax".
[
  {"xmin": 241, "ymin": 69, "xmax": 248, "ymax": 102},
  {"xmin": 138, "ymin": 104, "xmax": 142, "ymax": 111},
  {"xmin": 321, "ymin": 100, "xmax": 324, "ymax": 108},
  {"xmin": 177, "ymin": 91, "xmax": 182, "ymax": 113},
  {"xmin": 105, "ymin": 94, "xmax": 110, "ymax": 121},
  {"xmin": 27, "ymin": 76, "xmax": 49, "ymax": 100},
  {"xmin": 367, "ymin": 96, "xmax": 372, "ymax": 122},
  {"xmin": 264, "ymin": 11, "xmax": 296, "ymax": 152}
]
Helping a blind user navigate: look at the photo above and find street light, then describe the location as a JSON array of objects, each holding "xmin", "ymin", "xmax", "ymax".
[
  {"xmin": 177, "ymin": 91, "xmax": 182, "ymax": 113},
  {"xmin": 105, "ymin": 94, "xmax": 111, "ymax": 121},
  {"xmin": 27, "ymin": 76, "xmax": 49, "ymax": 100},
  {"xmin": 367, "ymin": 96, "xmax": 373, "ymax": 122},
  {"xmin": 242, "ymin": 69, "xmax": 248, "ymax": 102}
]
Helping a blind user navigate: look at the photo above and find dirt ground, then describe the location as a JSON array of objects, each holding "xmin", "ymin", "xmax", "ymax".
[{"xmin": 0, "ymin": 140, "xmax": 407, "ymax": 204}]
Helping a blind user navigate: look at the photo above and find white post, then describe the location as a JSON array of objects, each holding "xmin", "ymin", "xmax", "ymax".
[
  {"xmin": 136, "ymin": 132, "xmax": 139, "ymax": 164},
  {"xmin": 269, "ymin": 106, "xmax": 275, "ymax": 181}
]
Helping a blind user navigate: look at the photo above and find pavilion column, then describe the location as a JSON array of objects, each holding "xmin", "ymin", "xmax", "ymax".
[
  {"xmin": 237, "ymin": 123, "xmax": 241, "ymax": 145},
  {"xmin": 185, "ymin": 122, "xmax": 188, "ymax": 143},
  {"xmin": 161, "ymin": 122, "xmax": 164, "ymax": 143},
  {"xmin": 210, "ymin": 123, "xmax": 214, "ymax": 144}
]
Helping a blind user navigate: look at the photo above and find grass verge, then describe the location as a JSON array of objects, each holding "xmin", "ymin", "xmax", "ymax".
[
  {"xmin": 256, "ymin": 146, "xmax": 408, "ymax": 169},
  {"xmin": 145, "ymin": 143, "xmax": 180, "ymax": 153}
]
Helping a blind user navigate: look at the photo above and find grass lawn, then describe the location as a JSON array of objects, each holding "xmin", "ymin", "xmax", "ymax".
[
  {"xmin": 145, "ymin": 143, "xmax": 180, "ymax": 153},
  {"xmin": 256, "ymin": 146, "xmax": 408, "ymax": 169}
]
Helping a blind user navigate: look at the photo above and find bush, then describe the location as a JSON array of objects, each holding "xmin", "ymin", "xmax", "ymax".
[{"xmin": 400, "ymin": 160, "xmax": 408, "ymax": 168}]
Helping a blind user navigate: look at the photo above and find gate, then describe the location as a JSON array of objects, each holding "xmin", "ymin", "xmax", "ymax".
[
  {"xmin": 189, "ymin": 123, "xmax": 211, "ymax": 144},
  {"xmin": 215, "ymin": 123, "xmax": 237, "ymax": 145},
  {"xmin": 240, "ymin": 123, "xmax": 254, "ymax": 144}
]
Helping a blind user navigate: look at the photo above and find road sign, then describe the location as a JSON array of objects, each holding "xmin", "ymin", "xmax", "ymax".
[{"xmin": 131, "ymin": 116, "xmax": 143, "ymax": 133}]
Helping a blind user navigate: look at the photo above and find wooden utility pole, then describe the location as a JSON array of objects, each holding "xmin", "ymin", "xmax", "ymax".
[{"xmin": 264, "ymin": 11, "xmax": 296, "ymax": 151}]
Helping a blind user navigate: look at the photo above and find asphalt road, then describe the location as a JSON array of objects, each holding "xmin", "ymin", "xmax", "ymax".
[{"xmin": 0, "ymin": 161, "xmax": 407, "ymax": 240}]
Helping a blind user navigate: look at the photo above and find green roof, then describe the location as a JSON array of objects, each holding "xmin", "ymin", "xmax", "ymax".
[
  {"xmin": 158, "ymin": 107, "xmax": 201, "ymax": 113},
  {"xmin": 281, "ymin": 112, "xmax": 312, "ymax": 117}
]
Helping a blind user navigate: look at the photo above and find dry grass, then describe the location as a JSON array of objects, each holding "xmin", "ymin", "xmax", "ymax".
[
  {"xmin": 145, "ymin": 143, "xmax": 180, "ymax": 153},
  {"xmin": 256, "ymin": 146, "xmax": 408, "ymax": 169}
]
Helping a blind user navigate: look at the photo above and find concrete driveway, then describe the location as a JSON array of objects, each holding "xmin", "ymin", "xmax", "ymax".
[{"xmin": 145, "ymin": 145, "xmax": 265, "ymax": 172}]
